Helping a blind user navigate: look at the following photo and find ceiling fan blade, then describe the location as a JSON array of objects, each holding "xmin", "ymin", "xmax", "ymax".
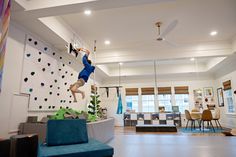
[
  {"xmin": 159, "ymin": 20, "xmax": 178, "ymax": 38},
  {"xmin": 164, "ymin": 39, "xmax": 178, "ymax": 47}
]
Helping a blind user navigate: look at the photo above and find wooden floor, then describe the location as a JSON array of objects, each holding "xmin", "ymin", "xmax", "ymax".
[{"xmin": 107, "ymin": 127, "xmax": 236, "ymax": 157}]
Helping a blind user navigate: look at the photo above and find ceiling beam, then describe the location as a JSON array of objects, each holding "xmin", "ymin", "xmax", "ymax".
[
  {"xmin": 95, "ymin": 40, "xmax": 233, "ymax": 64},
  {"xmin": 12, "ymin": 0, "xmax": 175, "ymax": 21},
  {"xmin": 232, "ymin": 36, "xmax": 236, "ymax": 53},
  {"xmin": 15, "ymin": 0, "xmax": 96, "ymax": 10}
]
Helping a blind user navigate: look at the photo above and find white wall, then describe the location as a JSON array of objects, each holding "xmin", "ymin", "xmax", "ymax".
[
  {"xmin": 215, "ymin": 70, "xmax": 236, "ymax": 128},
  {"xmin": 0, "ymin": 23, "xmax": 26, "ymax": 138},
  {"xmin": 100, "ymin": 77, "xmax": 217, "ymax": 126},
  {"xmin": 101, "ymin": 68, "xmax": 236, "ymax": 128},
  {"xmin": 0, "ymin": 23, "xmax": 98, "ymax": 138}
]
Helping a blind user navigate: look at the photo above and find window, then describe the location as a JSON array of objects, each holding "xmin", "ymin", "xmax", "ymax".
[
  {"xmin": 158, "ymin": 94, "xmax": 172, "ymax": 111},
  {"xmin": 126, "ymin": 96, "xmax": 139, "ymax": 112},
  {"xmin": 125, "ymin": 88, "xmax": 139, "ymax": 112},
  {"xmin": 142, "ymin": 95, "xmax": 155, "ymax": 112},
  {"xmin": 223, "ymin": 80, "xmax": 235, "ymax": 113},
  {"xmin": 141, "ymin": 87, "xmax": 155, "ymax": 112},
  {"xmin": 225, "ymin": 89, "xmax": 235, "ymax": 113},
  {"xmin": 174, "ymin": 86, "xmax": 189, "ymax": 113},
  {"xmin": 175, "ymin": 94, "xmax": 189, "ymax": 113},
  {"xmin": 158, "ymin": 87, "xmax": 172, "ymax": 112}
]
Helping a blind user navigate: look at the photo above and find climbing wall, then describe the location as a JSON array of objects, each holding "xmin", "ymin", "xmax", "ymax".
[{"xmin": 20, "ymin": 35, "xmax": 82, "ymax": 111}]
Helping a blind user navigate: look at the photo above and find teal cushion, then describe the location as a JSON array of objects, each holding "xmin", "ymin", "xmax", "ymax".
[
  {"xmin": 38, "ymin": 139, "xmax": 114, "ymax": 157},
  {"xmin": 46, "ymin": 119, "xmax": 88, "ymax": 146}
]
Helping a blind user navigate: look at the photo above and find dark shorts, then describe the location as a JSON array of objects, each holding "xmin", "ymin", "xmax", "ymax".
[{"xmin": 78, "ymin": 75, "xmax": 88, "ymax": 82}]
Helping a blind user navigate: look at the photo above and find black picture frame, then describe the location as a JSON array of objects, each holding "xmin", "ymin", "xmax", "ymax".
[{"xmin": 217, "ymin": 88, "xmax": 224, "ymax": 107}]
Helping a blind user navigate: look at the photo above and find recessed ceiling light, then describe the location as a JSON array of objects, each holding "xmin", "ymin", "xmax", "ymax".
[
  {"xmin": 84, "ymin": 10, "xmax": 91, "ymax": 15},
  {"xmin": 190, "ymin": 58, "xmax": 195, "ymax": 61},
  {"xmin": 119, "ymin": 62, "xmax": 123, "ymax": 65},
  {"xmin": 210, "ymin": 31, "xmax": 218, "ymax": 36},
  {"xmin": 104, "ymin": 40, "xmax": 110, "ymax": 45}
]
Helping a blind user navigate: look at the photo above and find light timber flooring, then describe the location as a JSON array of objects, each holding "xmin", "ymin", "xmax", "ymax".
[{"xmin": 107, "ymin": 127, "xmax": 236, "ymax": 157}]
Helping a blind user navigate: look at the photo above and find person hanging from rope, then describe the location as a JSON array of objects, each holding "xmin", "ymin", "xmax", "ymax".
[{"xmin": 70, "ymin": 48, "xmax": 95, "ymax": 102}]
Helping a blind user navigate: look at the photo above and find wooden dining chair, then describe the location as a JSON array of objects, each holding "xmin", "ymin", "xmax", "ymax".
[
  {"xmin": 185, "ymin": 110, "xmax": 200, "ymax": 130},
  {"xmin": 200, "ymin": 110, "xmax": 215, "ymax": 132},
  {"xmin": 213, "ymin": 108, "xmax": 222, "ymax": 129}
]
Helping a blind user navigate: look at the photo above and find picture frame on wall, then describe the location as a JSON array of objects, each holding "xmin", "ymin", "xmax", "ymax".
[
  {"xmin": 204, "ymin": 87, "xmax": 213, "ymax": 97},
  {"xmin": 193, "ymin": 89, "xmax": 203, "ymax": 109},
  {"xmin": 217, "ymin": 88, "xmax": 224, "ymax": 107},
  {"xmin": 193, "ymin": 89, "xmax": 203, "ymax": 100}
]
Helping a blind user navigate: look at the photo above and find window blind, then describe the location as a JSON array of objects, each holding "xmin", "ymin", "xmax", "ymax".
[
  {"xmin": 141, "ymin": 87, "xmax": 154, "ymax": 95},
  {"xmin": 157, "ymin": 87, "xmax": 171, "ymax": 94},
  {"xmin": 223, "ymin": 80, "xmax": 231, "ymax": 90},
  {"xmin": 125, "ymin": 88, "xmax": 138, "ymax": 96},
  {"xmin": 174, "ymin": 86, "xmax": 189, "ymax": 94}
]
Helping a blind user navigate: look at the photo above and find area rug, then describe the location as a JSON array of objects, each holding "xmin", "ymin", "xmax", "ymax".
[{"xmin": 180, "ymin": 128, "xmax": 224, "ymax": 133}]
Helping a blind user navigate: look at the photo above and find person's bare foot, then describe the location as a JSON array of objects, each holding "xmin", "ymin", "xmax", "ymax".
[{"xmin": 73, "ymin": 99, "xmax": 77, "ymax": 103}]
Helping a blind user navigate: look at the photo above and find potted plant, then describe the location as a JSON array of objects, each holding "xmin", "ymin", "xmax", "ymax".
[{"xmin": 88, "ymin": 87, "xmax": 102, "ymax": 119}]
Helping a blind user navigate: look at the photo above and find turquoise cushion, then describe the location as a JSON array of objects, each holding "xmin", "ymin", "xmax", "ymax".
[
  {"xmin": 46, "ymin": 119, "xmax": 88, "ymax": 146},
  {"xmin": 38, "ymin": 139, "xmax": 114, "ymax": 157}
]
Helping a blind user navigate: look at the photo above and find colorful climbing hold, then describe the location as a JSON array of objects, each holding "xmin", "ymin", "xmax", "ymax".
[{"xmin": 29, "ymin": 88, "xmax": 33, "ymax": 92}]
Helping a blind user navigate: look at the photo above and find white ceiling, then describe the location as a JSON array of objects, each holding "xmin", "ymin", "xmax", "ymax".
[
  {"xmin": 62, "ymin": 0, "xmax": 236, "ymax": 48},
  {"xmin": 11, "ymin": 0, "xmax": 236, "ymax": 82}
]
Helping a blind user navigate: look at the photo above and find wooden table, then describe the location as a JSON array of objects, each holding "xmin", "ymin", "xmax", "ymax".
[{"xmin": 191, "ymin": 110, "xmax": 216, "ymax": 119}]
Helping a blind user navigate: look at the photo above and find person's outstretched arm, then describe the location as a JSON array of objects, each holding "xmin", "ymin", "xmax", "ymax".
[{"xmin": 77, "ymin": 48, "xmax": 90, "ymax": 56}]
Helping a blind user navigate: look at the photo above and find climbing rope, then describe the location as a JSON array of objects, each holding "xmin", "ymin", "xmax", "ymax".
[{"xmin": 93, "ymin": 40, "xmax": 97, "ymax": 116}]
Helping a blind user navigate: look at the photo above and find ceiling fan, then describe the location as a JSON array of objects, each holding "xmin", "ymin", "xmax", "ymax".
[{"xmin": 155, "ymin": 20, "xmax": 178, "ymax": 45}]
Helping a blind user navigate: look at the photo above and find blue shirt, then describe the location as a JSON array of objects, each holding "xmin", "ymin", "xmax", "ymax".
[{"xmin": 78, "ymin": 55, "xmax": 95, "ymax": 82}]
